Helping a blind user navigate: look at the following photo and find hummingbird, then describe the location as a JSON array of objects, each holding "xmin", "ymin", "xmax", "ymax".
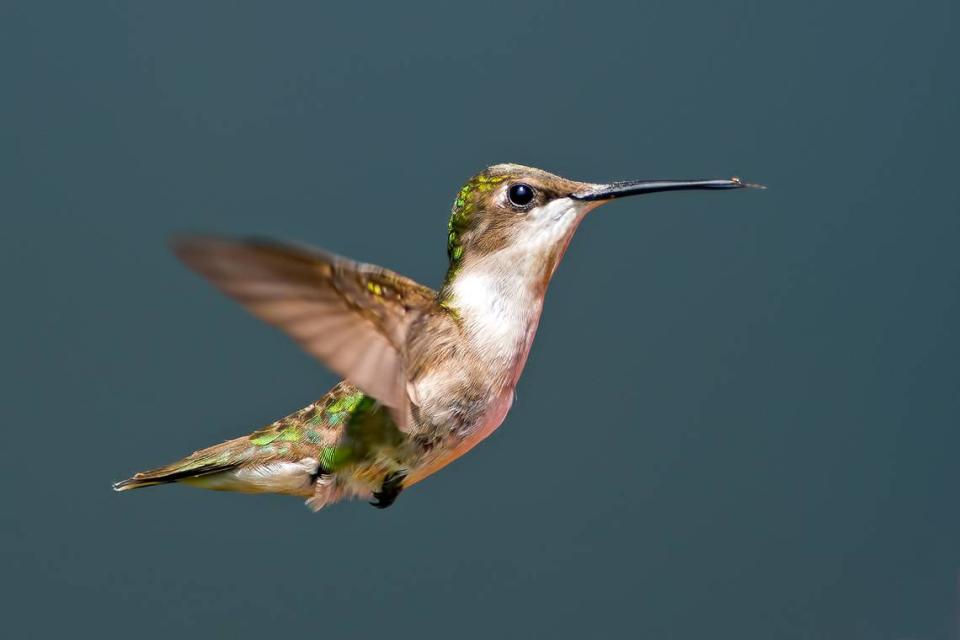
[{"xmin": 114, "ymin": 164, "xmax": 758, "ymax": 511}]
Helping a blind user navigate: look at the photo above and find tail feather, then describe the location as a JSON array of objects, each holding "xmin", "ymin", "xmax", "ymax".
[
  {"xmin": 113, "ymin": 476, "xmax": 165, "ymax": 491},
  {"xmin": 113, "ymin": 439, "xmax": 247, "ymax": 492},
  {"xmin": 112, "ymin": 462, "xmax": 238, "ymax": 492}
]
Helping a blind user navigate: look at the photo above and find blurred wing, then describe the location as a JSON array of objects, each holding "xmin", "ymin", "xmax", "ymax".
[{"xmin": 171, "ymin": 236, "xmax": 436, "ymax": 420}]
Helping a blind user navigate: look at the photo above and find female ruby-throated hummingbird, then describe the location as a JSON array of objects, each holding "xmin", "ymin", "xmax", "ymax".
[{"xmin": 114, "ymin": 164, "xmax": 758, "ymax": 510}]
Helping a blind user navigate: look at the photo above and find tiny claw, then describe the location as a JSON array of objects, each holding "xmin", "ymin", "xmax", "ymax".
[{"xmin": 367, "ymin": 471, "xmax": 407, "ymax": 510}]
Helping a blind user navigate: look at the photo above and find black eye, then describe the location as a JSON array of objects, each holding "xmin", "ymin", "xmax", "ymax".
[{"xmin": 507, "ymin": 183, "xmax": 535, "ymax": 207}]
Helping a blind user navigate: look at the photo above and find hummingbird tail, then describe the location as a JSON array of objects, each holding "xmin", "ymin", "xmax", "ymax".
[
  {"xmin": 112, "ymin": 438, "xmax": 249, "ymax": 492},
  {"xmin": 113, "ymin": 432, "xmax": 326, "ymax": 498},
  {"xmin": 112, "ymin": 460, "xmax": 239, "ymax": 492}
]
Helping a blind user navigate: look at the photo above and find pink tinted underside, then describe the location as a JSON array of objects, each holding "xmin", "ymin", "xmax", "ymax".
[{"xmin": 405, "ymin": 307, "xmax": 544, "ymax": 486}]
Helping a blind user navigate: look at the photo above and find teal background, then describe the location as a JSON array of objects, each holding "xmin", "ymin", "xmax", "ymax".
[{"xmin": 3, "ymin": 1, "xmax": 959, "ymax": 638}]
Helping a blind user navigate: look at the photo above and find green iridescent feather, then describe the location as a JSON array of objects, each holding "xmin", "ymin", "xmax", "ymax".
[
  {"xmin": 247, "ymin": 385, "xmax": 407, "ymax": 473},
  {"xmin": 444, "ymin": 172, "xmax": 510, "ymax": 284}
]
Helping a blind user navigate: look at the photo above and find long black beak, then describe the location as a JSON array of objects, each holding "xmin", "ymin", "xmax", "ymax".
[{"xmin": 571, "ymin": 177, "xmax": 763, "ymax": 201}]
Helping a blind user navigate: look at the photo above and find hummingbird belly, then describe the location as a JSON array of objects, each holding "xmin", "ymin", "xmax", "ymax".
[
  {"xmin": 406, "ymin": 379, "xmax": 517, "ymax": 486},
  {"xmin": 405, "ymin": 301, "xmax": 543, "ymax": 486}
]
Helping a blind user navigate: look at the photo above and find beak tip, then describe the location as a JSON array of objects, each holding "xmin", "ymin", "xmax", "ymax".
[{"xmin": 732, "ymin": 176, "xmax": 767, "ymax": 190}]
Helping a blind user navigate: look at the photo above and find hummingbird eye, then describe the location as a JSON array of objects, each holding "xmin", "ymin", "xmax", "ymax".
[{"xmin": 507, "ymin": 183, "xmax": 535, "ymax": 208}]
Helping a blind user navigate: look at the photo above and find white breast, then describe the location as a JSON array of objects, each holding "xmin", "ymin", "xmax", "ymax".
[{"xmin": 450, "ymin": 269, "xmax": 535, "ymax": 364}]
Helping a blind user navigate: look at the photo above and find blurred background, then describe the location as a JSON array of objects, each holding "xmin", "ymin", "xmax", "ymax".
[{"xmin": 2, "ymin": 1, "xmax": 959, "ymax": 638}]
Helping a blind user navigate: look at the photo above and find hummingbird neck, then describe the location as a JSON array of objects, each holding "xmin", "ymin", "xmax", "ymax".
[
  {"xmin": 438, "ymin": 196, "xmax": 588, "ymax": 380},
  {"xmin": 438, "ymin": 236, "xmax": 579, "ymax": 384},
  {"xmin": 439, "ymin": 256, "xmax": 547, "ymax": 386}
]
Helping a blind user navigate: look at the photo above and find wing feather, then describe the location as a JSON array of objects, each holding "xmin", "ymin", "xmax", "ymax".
[{"xmin": 171, "ymin": 235, "xmax": 436, "ymax": 419}]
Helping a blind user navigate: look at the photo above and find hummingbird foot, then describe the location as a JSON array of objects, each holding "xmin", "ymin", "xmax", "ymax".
[
  {"xmin": 304, "ymin": 464, "xmax": 340, "ymax": 511},
  {"xmin": 369, "ymin": 471, "xmax": 407, "ymax": 509},
  {"xmin": 310, "ymin": 462, "xmax": 333, "ymax": 485}
]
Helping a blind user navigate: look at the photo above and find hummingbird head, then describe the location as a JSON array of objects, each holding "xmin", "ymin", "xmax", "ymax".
[{"xmin": 442, "ymin": 163, "xmax": 756, "ymax": 297}]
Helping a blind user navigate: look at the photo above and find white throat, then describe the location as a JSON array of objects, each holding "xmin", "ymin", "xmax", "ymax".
[{"xmin": 447, "ymin": 197, "xmax": 587, "ymax": 373}]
